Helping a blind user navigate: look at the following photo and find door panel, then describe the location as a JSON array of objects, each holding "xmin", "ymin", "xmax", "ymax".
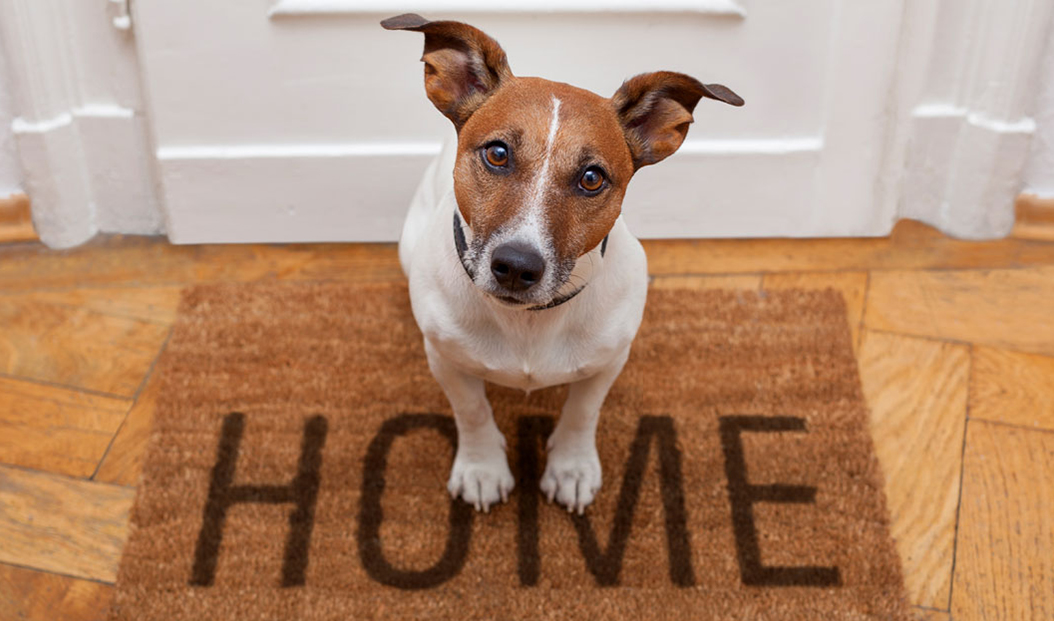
[{"xmin": 132, "ymin": 1, "xmax": 905, "ymax": 242}]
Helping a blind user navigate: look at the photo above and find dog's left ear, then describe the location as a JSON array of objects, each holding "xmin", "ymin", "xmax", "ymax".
[
  {"xmin": 612, "ymin": 71, "xmax": 743, "ymax": 169},
  {"xmin": 382, "ymin": 14, "xmax": 513, "ymax": 130}
]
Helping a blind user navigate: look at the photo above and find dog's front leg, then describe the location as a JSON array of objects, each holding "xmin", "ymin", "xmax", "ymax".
[
  {"xmin": 542, "ymin": 347, "xmax": 631, "ymax": 514},
  {"xmin": 424, "ymin": 339, "xmax": 514, "ymax": 512}
]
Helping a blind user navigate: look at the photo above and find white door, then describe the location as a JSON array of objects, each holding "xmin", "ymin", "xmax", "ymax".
[{"xmin": 132, "ymin": 1, "xmax": 907, "ymax": 243}]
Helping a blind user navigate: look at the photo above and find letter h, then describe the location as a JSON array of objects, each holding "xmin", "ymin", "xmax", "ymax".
[{"xmin": 189, "ymin": 412, "xmax": 327, "ymax": 587}]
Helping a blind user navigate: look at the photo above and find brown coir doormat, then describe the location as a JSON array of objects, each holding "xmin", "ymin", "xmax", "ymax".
[{"xmin": 109, "ymin": 283, "xmax": 909, "ymax": 620}]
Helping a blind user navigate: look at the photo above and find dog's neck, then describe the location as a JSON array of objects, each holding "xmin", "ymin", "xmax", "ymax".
[{"xmin": 453, "ymin": 210, "xmax": 607, "ymax": 312}]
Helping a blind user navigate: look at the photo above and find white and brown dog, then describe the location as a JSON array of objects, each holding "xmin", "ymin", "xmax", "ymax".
[{"xmin": 385, "ymin": 14, "xmax": 743, "ymax": 514}]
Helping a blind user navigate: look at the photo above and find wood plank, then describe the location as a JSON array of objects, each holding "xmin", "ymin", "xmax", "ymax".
[
  {"xmin": 971, "ymin": 346, "xmax": 1054, "ymax": 431},
  {"xmin": 865, "ymin": 266, "xmax": 1054, "ymax": 356},
  {"xmin": 7, "ymin": 286, "xmax": 185, "ymax": 325},
  {"xmin": 857, "ymin": 330, "xmax": 969, "ymax": 609},
  {"xmin": 1012, "ymin": 193, "xmax": 1054, "ymax": 242},
  {"xmin": 0, "ymin": 466, "xmax": 133, "ymax": 582},
  {"xmin": 0, "ymin": 376, "xmax": 130, "ymax": 477},
  {"xmin": 763, "ymin": 271, "xmax": 868, "ymax": 351},
  {"xmin": 649, "ymin": 274, "xmax": 761, "ymax": 290},
  {"xmin": 0, "ymin": 563, "xmax": 113, "ymax": 621},
  {"xmin": 0, "ymin": 193, "xmax": 37, "ymax": 244},
  {"xmin": 642, "ymin": 219, "xmax": 1054, "ymax": 275},
  {"xmin": 0, "ymin": 235, "xmax": 403, "ymax": 293},
  {"xmin": 94, "ymin": 370, "xmax": 161, "ymax": 486},
  {"xmin": 912, "ymin": 609, "xmax": 949, "ymax": 621},
  {"xmin": 0, "ymin": 296, "xmax": 169, "ymax": 396},
  {"xmin": 952, "ymin": 421, "xmax": 1054, "ymax": 620}
]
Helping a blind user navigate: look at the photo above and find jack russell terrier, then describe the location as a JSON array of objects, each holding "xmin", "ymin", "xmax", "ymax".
[{"xmin": 384, "ymin": 14, "xmax": 743, "ymax": 514}]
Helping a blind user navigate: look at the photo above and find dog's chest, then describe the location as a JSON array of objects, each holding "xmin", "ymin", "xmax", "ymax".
[{"xmin": 431, "ymin": 318, "xmax": 616, "ymax": 391}]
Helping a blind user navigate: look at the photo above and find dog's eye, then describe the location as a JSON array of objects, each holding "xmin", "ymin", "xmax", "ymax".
[
  {"xmin": 579, "ymin": 167, "xmax": 605, "ymax": 192},
  {"xmin": 484, "ymin": 143, "xmax": 509, "ymax": 168}
]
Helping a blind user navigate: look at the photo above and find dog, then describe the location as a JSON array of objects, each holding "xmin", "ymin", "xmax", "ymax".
[{"xmin": 384, "ymin": 14, "xmax": 743, "ymax": 514}]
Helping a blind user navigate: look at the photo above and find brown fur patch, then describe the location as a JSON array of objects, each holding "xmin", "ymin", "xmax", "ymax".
[
  {"xmin": 383, "ymin": 14, "xmax": 513, "ymax": 129},
  {"xmin": 612, "ymin": 72, "xmax": 744, "ymax": 169}
]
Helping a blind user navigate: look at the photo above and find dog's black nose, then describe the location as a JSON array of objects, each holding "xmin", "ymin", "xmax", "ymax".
[{"xmin": 490, "ymin": 242, "xmax": 545, "ymax": 292}]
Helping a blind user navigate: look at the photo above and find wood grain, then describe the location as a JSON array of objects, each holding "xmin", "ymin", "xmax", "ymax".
[
  {"xmin": 0, "ymin": 563, "xmax": 113, "ymax": 621},
  {"xmin": 642, "ymin": 219, "xmax": 1054, "ymax": 275},
  {"xmin": 857, "ymin": 330, "xmax": 969, "ymax": 608},
  {"xmin": 0, "ymin": 193, "xmax": 37, "ymax": 243},
  {"xmin": 952, "ymin": 421, "xmax": 1054, "ymax": 620},
  {"xmin": 0, "ymin": 235, "xmax": 403, "ymax": 293},
  {"xmin": 94, "ymin": 369, "xmax": 161, "ymax": 486},
  {"xmin": 913, "ymin": 609, "xmax": 949, "ymax": 621},
  {"xmin": 6, "ymin": 218, "xmax": 1054, "ymax": 293},
  {"xmin": 0, "ymin": 376, "xmax": 131, "ymax": 477},
  {"xmin": 0, "ymin": 466, "xmax": 133, "ymax": 582},
  {"xmin": 649, "ymin": 274, "xmax": 761, "ymax": 290},
  {"xmin": 763, "ymin": 271, "xmax": 867, "ymax": 351},
  {"xmin": 1012, "ymin": 193, "xmax": 1054, "ymax": 242},
  {"xmin": 0, "ymin": 296, "xmax": 169, "ymax": 396},
  {"xmin": 8, "ymin": 286, "xmax": 185, "ymax": 325},
  {"xmin": 971, "ymin": 346, "xmax": 1054, "ymax": 431},
  {"xmin": 865, "ymin": 266, "xmax": 1054, "ymax": 356}
]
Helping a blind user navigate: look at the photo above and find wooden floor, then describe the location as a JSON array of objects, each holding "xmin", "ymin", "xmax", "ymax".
[{"xmin": 1, "ymin": 220, "xmax": 1052, "ymax": 620}]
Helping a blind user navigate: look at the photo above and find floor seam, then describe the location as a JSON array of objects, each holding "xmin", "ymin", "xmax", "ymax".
[
  {"xmin": 90, "ymin": 326, "xmax": 173, "ymax": 481},
  {"xmin": 0, "ymin": 372, "xmax": 133, "ymax": 401},
  {"xmin": 945, "ymin": 345, "xmax": 973, "ymax": 611}
]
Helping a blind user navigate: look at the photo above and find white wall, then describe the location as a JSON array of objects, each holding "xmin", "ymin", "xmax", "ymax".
[
  {"xmin": 0, "ymin": 42, "xmax": 23, "ymax": 197},
  {"xmin": 1023, "ymin": 22, "xmax": 1054, "ymax": 198}
]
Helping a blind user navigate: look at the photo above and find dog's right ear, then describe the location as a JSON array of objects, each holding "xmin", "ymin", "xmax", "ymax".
[{"xmin": 382, "ymin": 14, "xmax": 513, "ymax": 130}]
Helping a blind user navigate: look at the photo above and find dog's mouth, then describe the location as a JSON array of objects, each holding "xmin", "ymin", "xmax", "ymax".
[{"xmin": 485, "ymin": 290, "xmax": 541, "ymax": 308}]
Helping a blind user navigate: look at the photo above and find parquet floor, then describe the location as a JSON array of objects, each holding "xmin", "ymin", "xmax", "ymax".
[{"xmin": 1, "ymin": 220, "xmax": 1052, "ymax": 620}]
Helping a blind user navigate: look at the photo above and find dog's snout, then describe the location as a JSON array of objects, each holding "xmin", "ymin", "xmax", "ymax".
[{"xmin": 490, "ymin": 242, "xmax": 545, "ymax": 292}]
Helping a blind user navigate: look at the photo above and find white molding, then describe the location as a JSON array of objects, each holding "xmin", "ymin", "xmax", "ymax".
[
  {"xmin": 156, "ymin": 137, "xmax": 820, "ymax": 163},
  {"xmin": 0, "ymin": 0, "xmax": 95, "ymax": 247},
  {"xmin": 269, "ymin": 0, "xmax": 746, "ymax": 18},
  {"xmin": 895, "ymin": 0, "xmax": 1054, "ymax": 239},
  {"xmin": 912, "ymin": 103, "xmax": 1037, "ymax": 134},
  {"xmin": 157, "ymin": 141, "xmax": 443, "ymax": 160},
  {"xmin": 0, "ymin": 0, "xmax": 162, "ymax": 247}
]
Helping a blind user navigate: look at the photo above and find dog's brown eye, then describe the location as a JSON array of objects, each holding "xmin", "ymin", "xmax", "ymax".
[
  {"xmin": 580, "ymin": 167, "xmax": 604, "ymax": 192},
  {"xmin": 484, "ymin": 143, "xmax": 509, "ymax": 167}
]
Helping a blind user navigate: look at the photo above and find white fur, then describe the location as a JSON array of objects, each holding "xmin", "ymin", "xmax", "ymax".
[{"xmin": 400, "ymin": 130, "xmax": 649, "ymax": 514}]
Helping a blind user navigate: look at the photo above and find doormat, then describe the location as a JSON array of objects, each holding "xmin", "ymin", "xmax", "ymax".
[{"xmin": 109, "ymin": 283, "xmax": 909, "ymax": 620}]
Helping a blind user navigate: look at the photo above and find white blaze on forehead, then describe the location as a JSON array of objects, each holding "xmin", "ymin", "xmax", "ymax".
[
  {"xmin": 484, "ymin": 95, "xmax": 564, "ymax": 296},
  {"xmin": 526, "ymin": 96, "xmax": 562, "ymax": 218}
]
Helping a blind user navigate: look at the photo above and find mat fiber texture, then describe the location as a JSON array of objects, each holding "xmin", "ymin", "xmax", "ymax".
[{"xmin": 110, "ymin": 283, "xmax": 909, "ymax": 620}]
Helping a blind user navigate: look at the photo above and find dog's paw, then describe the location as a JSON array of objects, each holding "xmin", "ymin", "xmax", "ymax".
[
  {"xmin": 447, "ymin": 433, "xmax": 515, "ymax": 512},
  {"xmin": 540, "ymin": 432, "xmax": 602, "ymax": 515}
]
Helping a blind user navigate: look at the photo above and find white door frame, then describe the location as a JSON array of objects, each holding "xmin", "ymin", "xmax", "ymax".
[{"xmin": 0, "ymin": 0, "xmax": 160, "ymax": 248}]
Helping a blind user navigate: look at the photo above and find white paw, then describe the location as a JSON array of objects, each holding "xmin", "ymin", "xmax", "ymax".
[
  {"xmin": 447, "ymin": 430, "xmax": 515, "ymax": 512},
  {"xmin": 540, "ymin": 432, "xmax": 602, "ymax": 515}
]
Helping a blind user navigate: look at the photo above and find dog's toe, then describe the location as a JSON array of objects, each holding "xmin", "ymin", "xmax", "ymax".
[
  {"xmin": 540, "ymin": 438, "xmax": 602, "ymax": 514},
  {"xmin": 448, "ymin": 452, "xmax": 515, "ymax": 512}
]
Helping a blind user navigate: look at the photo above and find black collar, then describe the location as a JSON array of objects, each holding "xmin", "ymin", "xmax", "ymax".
[{"xmin": 453, "ymin": 211, "xmax": 607, "ymax": 312}]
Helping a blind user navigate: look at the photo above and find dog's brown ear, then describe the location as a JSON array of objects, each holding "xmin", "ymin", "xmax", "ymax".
[
  {"xmin": 611, "ymin": 71, "xmax": 744, "ymax": 169},
  {"xmin": 382, "ymin": 14, "xmax": 513, "ymax": 130}
]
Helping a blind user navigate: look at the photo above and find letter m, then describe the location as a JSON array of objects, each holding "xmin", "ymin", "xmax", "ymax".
[{"xmin": 517, "ymin": 415, "xmax": 694, "ymax": 587}]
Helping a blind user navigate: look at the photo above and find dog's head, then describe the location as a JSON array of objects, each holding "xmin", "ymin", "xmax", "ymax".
[{"xmin": 383, "ymin": 14, "xmax": 743, "ymax": 307}]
